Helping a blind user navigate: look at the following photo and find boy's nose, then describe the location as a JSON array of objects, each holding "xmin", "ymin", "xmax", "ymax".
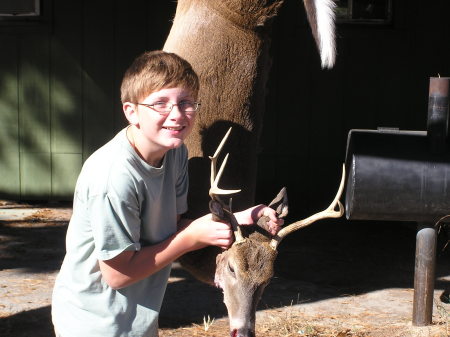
[{"xmin": 167, "ymin": 105, "xmax": 186, "ymax": 119}]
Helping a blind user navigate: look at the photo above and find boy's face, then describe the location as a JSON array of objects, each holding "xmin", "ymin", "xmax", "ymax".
[{"xmin": 123, "ymin": 87, "xmax": 196, "ymax": 161}]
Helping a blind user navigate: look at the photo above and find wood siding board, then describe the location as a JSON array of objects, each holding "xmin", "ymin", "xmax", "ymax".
[
  {"xmin": 51, "ymin": 153, "xmax": 82, "ymax": 199},
  {"xmin": 113, "ymin": 0, "xmax": 149, "ymax": 132},
  {"xmin": 308, "ymin": 68, "xmax": 344, "ymax": 158},
  {"xmin": 265, "ymin": 1, "xmax": 314, "ymax": 158},
  {"xmin": 49, "ymin": 1, "xmax": 84, "ymax": 199},
  {"xmin": 306, "ymin": 155, "xmax": 342, "ymax": 215},
  {"xmin": 254, "ymin": 153, "xmax": 277, "ymax": 201},
  {"xmin": 147, "ymin": 1, "xmax": 177, "ymax": 49},
  {"xmin": 82, "ymin": 0, "xmax": 115, "ymax": 159},
  {"xmin": 18, "ymin": 35, "xmax": 52, "ymax": 198},
  {"xmin": 20, "ymin": 151, "xmax": 51, "ymax": 199},
  {"xmin": 18, "ymin": 36, "xmax": 51, "ymax": 153},
  {"xmin": 277, "ymin": 154, "xmax": 309, "ymax": 219},
  {"xmin": 0, "ymin": 36, "xmax": 20, "ymax": 197},
  {"xmin": 50, "ymin": 1, "xmax": 83, "ymax": 155},
  {"xmin": 340, "ymin": 36, "xmax": 377, "ymax": 131}
]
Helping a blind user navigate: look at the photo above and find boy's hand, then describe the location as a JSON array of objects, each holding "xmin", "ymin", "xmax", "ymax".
[
  {"xmin": 234, "ymin": 204, "xmax": 284, "ymax": 235},
  {"xmin": 183, "ymin": 214, "xmax": 233, "ymax": 250},
  {"xmin": 256, "ymin": 206, "xmax": 284, "ymax": 235}
]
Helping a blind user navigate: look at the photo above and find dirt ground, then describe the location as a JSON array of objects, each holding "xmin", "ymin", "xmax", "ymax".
[{"xmin": 0, "ymin": 201, "xmax": 449, "ymax": 337}]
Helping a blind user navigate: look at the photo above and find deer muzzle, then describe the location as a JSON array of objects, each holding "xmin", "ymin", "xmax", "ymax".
[{"xmin": 230, "ymin": 328, "xmax": 255, "ymax": 337}]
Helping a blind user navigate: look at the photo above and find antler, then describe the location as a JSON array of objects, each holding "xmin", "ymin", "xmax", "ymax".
[
  {"xmin": 270, "ymin": 164, "xmax": 346, "ymax": 250},
  {"xmin": 209, "ymin": 127, "xmax": 245, "ymax": 243},
  {"xmin": 209, "ymin": 127, "xmax": 240, "ymax": 197}
]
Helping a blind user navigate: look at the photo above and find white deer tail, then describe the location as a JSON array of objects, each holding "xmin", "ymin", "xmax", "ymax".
[{"xmin": 303, "ymin": 0, "xmax": 336, "ymax": 68}]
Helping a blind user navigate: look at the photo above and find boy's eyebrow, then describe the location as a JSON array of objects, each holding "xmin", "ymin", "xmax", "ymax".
[
  {"xmin": 149, "ymin": 95, "xmax": 169, "ymax": 101},
  {"xmin": 149, "ymin": 94, "xmax": 195, "ymax": 101}
]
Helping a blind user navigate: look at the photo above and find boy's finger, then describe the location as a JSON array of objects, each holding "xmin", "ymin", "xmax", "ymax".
[
  {"xmin": 218, "ymin": 238, "xmax": 233, "ymax": 249},
  {"xmin": 263, "ymin": 207, "xmax": 278, "ymax": 220},
  {"xmin": 213, "ymin": 222, "xmax": 232, "ymax": 231},
  {"xmin": 215, "ymin": 227, "xmax": 232, "ymax": 238}
]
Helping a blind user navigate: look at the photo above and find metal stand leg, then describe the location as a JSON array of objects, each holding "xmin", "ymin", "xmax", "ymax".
[{"xmin": 412, "ymin": 223, "xmax": 437, "ymax": 326}]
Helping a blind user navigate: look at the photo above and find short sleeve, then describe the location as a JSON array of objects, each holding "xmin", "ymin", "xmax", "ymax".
[{"xmin": 89, "ymin": 184, "xmax": 142, "ymax": 261}]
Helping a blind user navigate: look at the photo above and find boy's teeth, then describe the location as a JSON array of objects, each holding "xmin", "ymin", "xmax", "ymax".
[{"xmin": 165, "ymin": 127, "xmax": 183, "ymax": 131}]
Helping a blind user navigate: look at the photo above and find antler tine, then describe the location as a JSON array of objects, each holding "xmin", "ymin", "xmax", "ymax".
[
  {"xmin": 208, "ymin": 127, "xmax": 245, "ymax": 244},
  {"xmin": 209, "ymin": 127, "xmax": 241, "ymax": 197},
  {"xmin": 270, "ymin": 164, "xmax": 346, "ymax": 250},
  {"xmin": 209, "ymin": 127, "xmax": 231, "ymax": 187}
]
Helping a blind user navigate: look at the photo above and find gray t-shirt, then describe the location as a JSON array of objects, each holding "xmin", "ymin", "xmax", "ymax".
[{"xmin": 52, "ymin": 128, "xmax": 189, "ymax": 337}]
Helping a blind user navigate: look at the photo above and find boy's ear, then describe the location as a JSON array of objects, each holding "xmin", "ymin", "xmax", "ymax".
[{"xmin": 123, "ymin": 102, "xmax": 139, "ymax": 125}]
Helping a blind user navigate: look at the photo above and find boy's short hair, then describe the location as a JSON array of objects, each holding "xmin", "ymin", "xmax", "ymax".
[{"xmin": 121, "ymin": 50, "xmax": 199, "ymax": 103}]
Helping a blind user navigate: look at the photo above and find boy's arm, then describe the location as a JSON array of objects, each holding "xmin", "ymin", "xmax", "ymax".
[{"xmin": 99, "ymin": 214, "xmax": 232, "ymax": 290}]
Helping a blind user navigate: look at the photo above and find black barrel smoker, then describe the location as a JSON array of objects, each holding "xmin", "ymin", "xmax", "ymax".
[{"xmin": 344, "ymin": 77, "xmax": 449, "ymax": 326}]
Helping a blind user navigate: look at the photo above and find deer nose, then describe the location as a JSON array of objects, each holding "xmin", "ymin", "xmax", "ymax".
[{"xmin": 230, "ymin": 329, "xmax": 255, "ymax": 337}]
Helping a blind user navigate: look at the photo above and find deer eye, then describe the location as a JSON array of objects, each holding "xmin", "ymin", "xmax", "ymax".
[{"xmin": 227, "ymin": 262, "xmax": 235, "ymax": 275}]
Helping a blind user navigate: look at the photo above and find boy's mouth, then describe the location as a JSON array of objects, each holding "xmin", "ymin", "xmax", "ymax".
[{"xmin": 163, "ymin": 126, "xmax": 185, "ymax": 131}]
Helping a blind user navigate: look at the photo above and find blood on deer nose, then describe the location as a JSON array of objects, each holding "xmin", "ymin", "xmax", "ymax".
[{"xmin": 230, "ymin": 329, "xmax": 255, "ymax": 337}]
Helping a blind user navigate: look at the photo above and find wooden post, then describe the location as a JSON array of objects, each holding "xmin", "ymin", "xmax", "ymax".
[{"xmin": 412, "ymin": 223, "xmax": 437, "ymax": 326}]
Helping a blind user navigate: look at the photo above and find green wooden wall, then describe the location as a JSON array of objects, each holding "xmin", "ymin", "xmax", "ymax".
[
  {"xmin": 1, "ymin": 0, "xmax": 449, "ymax": 208},
  {"xmin": 0, "ymin": 1, "xmax": 175, "ymax": 200},
  {"xmin": 257, "ymin": 0, "xmax": 450, "ymax": 217}
]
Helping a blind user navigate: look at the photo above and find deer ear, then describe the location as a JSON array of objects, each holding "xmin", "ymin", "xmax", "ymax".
[{"xmin": 268, "ymin": 187, "xmax": 288, "ymax": 219}]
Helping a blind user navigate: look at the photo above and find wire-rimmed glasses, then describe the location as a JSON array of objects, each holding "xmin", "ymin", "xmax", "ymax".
[{"xmin": 134, "ymin": 101, "xmax": 200, "ymax": 116}]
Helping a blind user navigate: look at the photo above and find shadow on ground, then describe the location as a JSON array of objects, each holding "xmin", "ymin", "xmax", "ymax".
[
  {"xmin": 0, "ymin": 307, "xmax": 53, "ymax": 337},
  {"xmin": 160, "ymin": 218, "xmax": 450, "ymax": 327},
  {"xmin": 0, "ymin": 220, "xmax": 67, "ymax": 272},
  {"xmin": 0, "ymin": 211, "xmax": 449, "ymax": 335}
]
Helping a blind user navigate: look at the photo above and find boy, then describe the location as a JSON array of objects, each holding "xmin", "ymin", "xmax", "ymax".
[{"xmin": 51, "ymin": 50, "xmax": 282, "ymax": 337}]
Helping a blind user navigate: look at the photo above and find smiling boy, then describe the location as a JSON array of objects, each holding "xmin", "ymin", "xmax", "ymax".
[{"xmin": 51, "ymin": 51, "xmax": 281, "ymax": 337}]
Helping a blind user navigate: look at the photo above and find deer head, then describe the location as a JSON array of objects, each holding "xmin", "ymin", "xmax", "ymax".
[{"xmin": 208, "ymin": 128, "xmax": 345, "ymax": 337}]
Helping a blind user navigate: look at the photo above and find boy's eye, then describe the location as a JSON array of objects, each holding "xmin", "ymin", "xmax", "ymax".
[
  {"xmin": 179, "ymin": 101, "xmax": 192, "ymax": 108},
  {"xmin": 153, "ymin": 102, "xmax": 168, "ymax": 109}
]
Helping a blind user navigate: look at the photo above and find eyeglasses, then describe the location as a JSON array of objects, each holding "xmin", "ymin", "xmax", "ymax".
[{"xmin": 134, "ymin": 101, "xmax": 200, "ymax": 115}]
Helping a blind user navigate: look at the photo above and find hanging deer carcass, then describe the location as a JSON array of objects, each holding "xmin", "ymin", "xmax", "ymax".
[
  {"xmin": 178, "ymin": 128, "xmax": 345, "ymax": 337},
  {"xmin": 164, "ymin": 0, "xmax": 337, "ymax": 215}
]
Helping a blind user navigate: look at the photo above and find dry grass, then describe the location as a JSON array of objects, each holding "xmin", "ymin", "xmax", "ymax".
[
  {"xmin": 434, "ymin": 299, "xmax": 449, "ymax": 337},
  {"xmin": 160, "ymin": 297, "xmax": 449, "ymax": 337}
]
